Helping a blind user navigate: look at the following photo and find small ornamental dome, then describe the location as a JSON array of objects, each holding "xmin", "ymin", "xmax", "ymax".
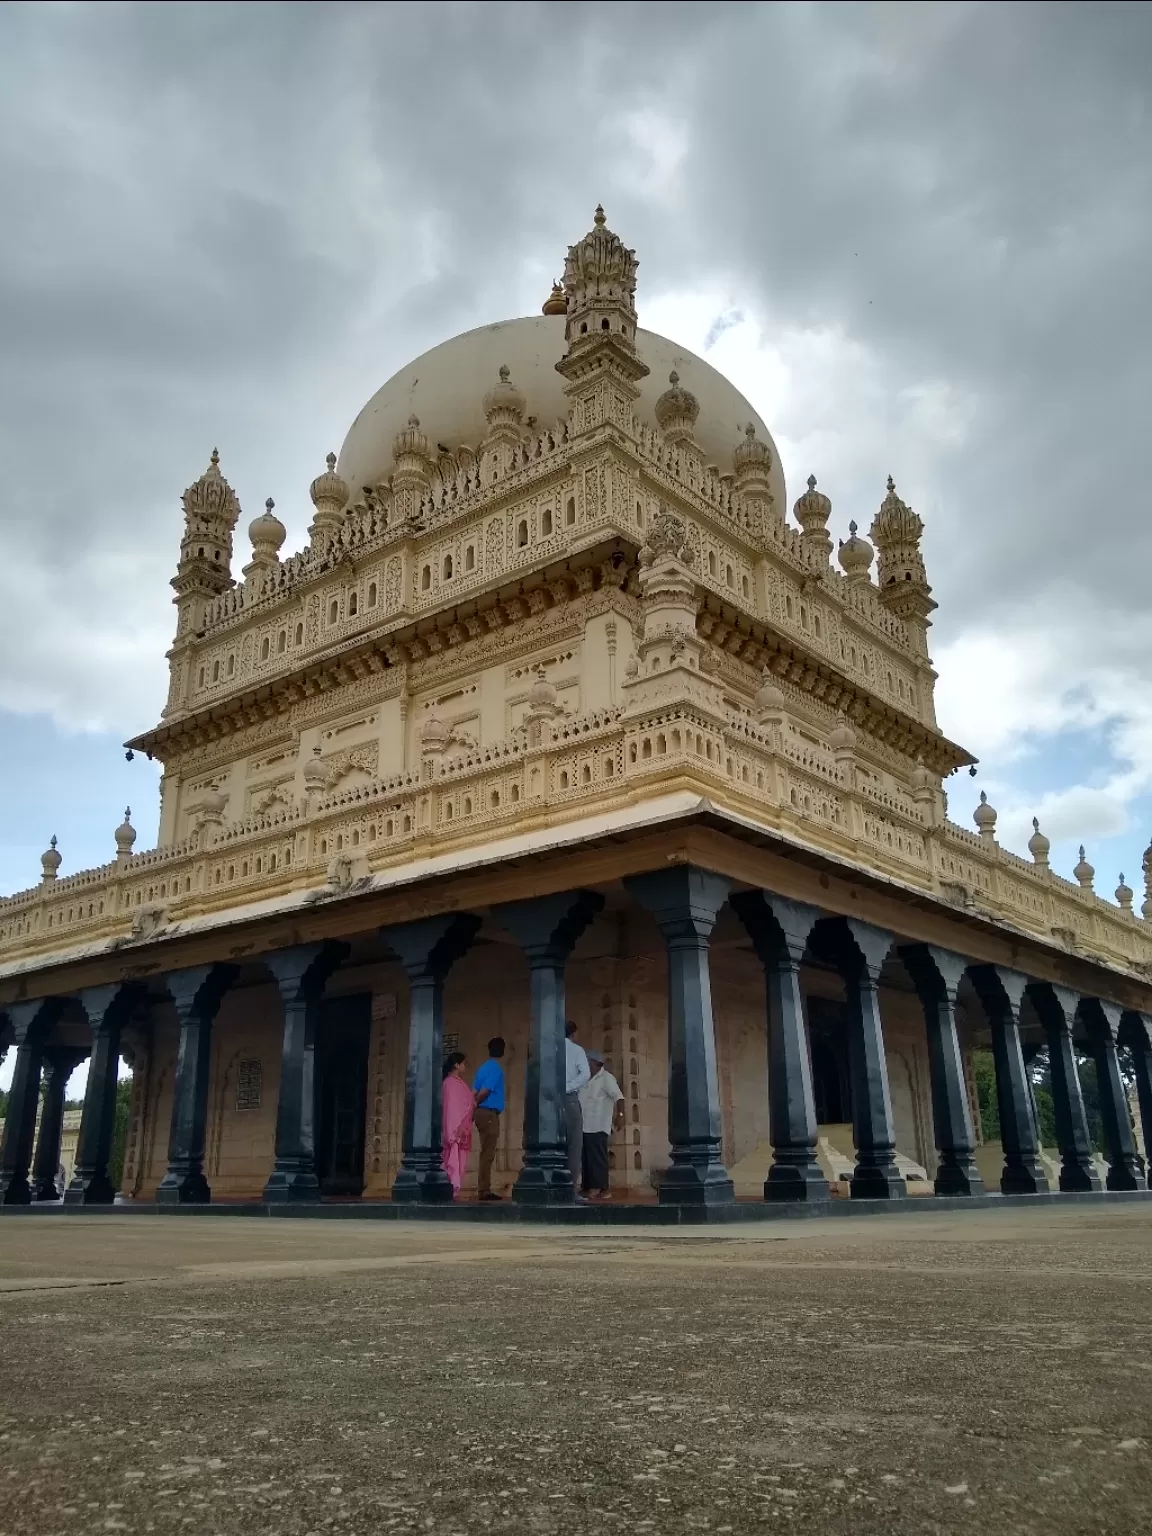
[
  {"xmin": 114, "ymin": 807, "xmax": 137, "ymax": 856},
  {"xmin": 420, "ymin": 711, "xmax": 449, "ymax": 747},
  {"xmin": 910, "ymin": 758, "xmax": 934, "ymax": 791},
  {"xmin": 733, "ymin": 422, "xmax": 772, "ymax": 473},
  {"xmin": 541, "ymin": 280, "xmax": 566, "ymax": 317},
  {"xmin": 482, "ymin": 364, "xmax": 526, "ymax": 423},
  {"xmin": 1073, "ymin": 845, "xmax": 1095, "ymax": 889},
  {"xmin": 1028, "ymin": 817, "xmax": 1050, "ymax": 867},
  {"xmin": 837, "ymin": 521, "xmax": 875, "ymax": 582},
  {"xmin": 201, "ymin": 784, "xmax": 228, "ymax": 817},
  {"xmin": 828, "ymin": 714, "xmax": 855, "ymax": 752},
  {"xmin": 870, "ymin": 475, "xmax": 924, "ymax": 546},
  {"xmin": 302, "ymin": 746, "xmax": 328, "ymax": 791},
  {"xmin": 248, "ymin": 498, "xmax": 287, "ymax": 554},
  {"xmin": 794, "ymin": 474, "xmax": 832, "ymax": 527},
  {"xmin": 40, "ymin": 834, "xmax": 61, "ymax": 881},
  {"xmin": 393, "ymin": 413, "xmax": 430, "ymax": 461},
  {"xmin": 973, "ymin": 791, "xmax": 997, "ymax": 838},
  {"xmin": 755, "ymin": 671, "xmax": 786, "ymax": 712},
  {"xmin": 309, "ymin": 451, "xmax": 349, "ymax": 515},
  {"xmin": 1116, "ymin": 873, "xmax": 1134, "ymax": 911},
  {"xmin": 528, "ymin": 667, "xmax": 558, "ymax": 710},
  {"xmin": 654, "ymin": 370, "xmax": 700, "ymax": 441}
]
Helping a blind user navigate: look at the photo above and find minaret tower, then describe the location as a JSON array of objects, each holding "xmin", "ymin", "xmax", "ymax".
[
  {"xmin": 554, "ymin": 206, "xmax": 649, "ymax": 438},
  {"xmin": 163, "ymin": 450, "xmax": 241, "ymax": 717},
  {"xmin": 869, "ymin": 476, "xmax": 937, "ymax": 649}
]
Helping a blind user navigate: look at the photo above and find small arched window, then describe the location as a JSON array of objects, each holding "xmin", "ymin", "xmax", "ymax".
[
  {"xmin": 565, "ymin": 497, "xmax": 576, "ymax": 526},
  {"xmin": 294, "ymin": 623, "xmax": 303, "ymax": 646},
  {"xmin": 260, "ymin": 637, "xmax": 270, "ymax": 661},
  {"xmin": 277, "ymin": 630, "xmax": 286, "ymax": 653},
  {"xmin": 465, "ymin": 545, "xmax": 475, "ymax": 572},
  {"xmin": 211, "ymin": 660, "xmax": 220, "ymax": 683},
  {"xmin": 348, "ymin": 591, "xmax": 358, "ymax": 617},
  {"xmin": 227, "ymin": 653, "xmax": 236, "ymax": 676},
  {"xmin": 328, "ymin": 600, "xmax": 339, "ymax": 624},
  {"xmin": 541, "ymin": 509, "xmax": 553, "ymax": 537},
  {"xmin": 198, "ymin": 666, "xmax": 205, "ymax": 688},
  {"xmin": 421, "ymin": 565, "xmax": 431, "ymax": 591},
  {"xmin": 443, "ymin": 554, "xmax": 453, "ymax": 580},
  {"xmin": 367, "ymin": 582, "xmax": 378, "ymax": 607},
  {"xmin": 517, "ymin": 519, "xmax": 528, "ymax": 547},
  {"xmin": 708, "ymin": 552, "xmax": 717, "ymax": 577}
]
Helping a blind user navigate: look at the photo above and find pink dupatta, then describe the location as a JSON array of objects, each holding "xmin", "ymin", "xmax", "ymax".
[{"xmin": 442, "ymin": 1072, "xmax": 475, "ymax": 1152}]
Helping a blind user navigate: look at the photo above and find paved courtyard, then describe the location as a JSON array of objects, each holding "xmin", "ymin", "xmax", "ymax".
[{"xmin": 1, "ymin": 1206, "xmax": 1150, "ymax": 1535}]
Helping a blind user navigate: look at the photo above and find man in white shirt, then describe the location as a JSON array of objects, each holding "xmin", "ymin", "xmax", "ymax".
[
  {"xmin": 564, "ymin": 1020, "xmax": 590, "ymax": 1199},
  {"xmin": 578, "ymin": 1050, "xmax": 625, "ymax": 1201}
]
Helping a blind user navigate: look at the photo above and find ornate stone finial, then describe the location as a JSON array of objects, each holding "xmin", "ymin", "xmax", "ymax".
[
  {"xmin": 1028, "ymin": 816, "xmax": 1050, "ymax": 869},
  {"xmin": 528, "ymin": 667, "xmax": 559, "ymax": 711},
  {"xmin": 420, "ymin": 711, "xmax": 449, "ymax": 752},
  {"xmin": 393, "ymin": 413, "xmax": 430, "ymax": 461},
  {"xmin": 828, "ymin": 713, "xmax": 855, "ymax": 753},
  {"xmin": 114, "ymin": 807, "xmax": 137, "ymax": 859},
  {"xmin": 793, "ymin": 474, "xmax": 833, "ymax": 562},
  {"xmin": 753, "ymin": 670, "xmax": 787, "ymax": 722},
  {"xmin": 542, "ymin": 280, "xmax": 567, "ymax": 317},
  {"xmin": 868, "ymin": 474, "xmax": 933, "ymax": 623},
  {"xmin": 560, "ymin": 207, "xmax": 641, "ymax": 351},
  {"xmin": 837, "ymin": 520, "xmax": 875, "ymax": 585},
  {"xmin": 1116, "ymin": 873, "xmax": 1134, "ymax": 911},
  {"xmin": 1073, "ymin": 844, "xmax": 1095, "ymax": 890},
  {"xmin": 910, "ymin": 757, "xmax": 934, "ymax": 792},
  {"xmin": 40, "ymin": 834, "xmax": 61, "ymax": 882},
  {"xmin": 654, "ymin": 369, "xmax": 700, "ymax": 444},
  {"xmin": 973, "ymin": 790, "xmax": 998, "ymax": 841},
  {"xmin": 1142, "ymin": 837, "xmax": 1152, "ymax": 920},
  {"xmin": 639, "ymin": 506, "xmax": 691, "ymax": 566},
  {"xmin": 593, "ymin": 204, "xmax": 606, "ymax": 225},
  {"xmin": 302, "ymin": 745, "xmax": 328, "ymax": 793},
  {"xmin": 175, "ymin": 449, "xmax": 242, "ymax": 598},
  {"xmin": 734, "ymin": 421, "xmax": 772, "ymax": 473},
  {"xmin": 309, "ymin": 451, "xmax": 349, "ymax": 524},
  {"xmin": 245, "ymin": 496, "xmax": 287, "ymax": 576},
  {"xmin": 483, "ymin": 363, "xmax": 526, "ymax": 428}
]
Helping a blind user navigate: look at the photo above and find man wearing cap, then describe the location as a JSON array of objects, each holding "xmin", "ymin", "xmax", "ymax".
[{"xmin": 578, "ymin": 1050, "xmax": 625, "ymax": 1201}]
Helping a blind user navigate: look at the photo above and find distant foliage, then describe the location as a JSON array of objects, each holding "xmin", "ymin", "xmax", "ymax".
[{"xmin": 109, "ymin": 1078, "xmax": 133, "ymax": 1192}]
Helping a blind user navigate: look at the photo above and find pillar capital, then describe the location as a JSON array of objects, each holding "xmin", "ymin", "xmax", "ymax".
[
  {"xmin": 900, "ymin": 943, "xmax": 970, "ymax": 1003},
  {"xmin": 730, "ymin": 890, "xmax": 822, "ymax": 970},
  {"xmin": 839, "ymin": 917, "xmax": 896, "ymax": 982},
  {"xmin": 1027, "ymin": 979, "xmax": 1080, "ymax": 1033},
  {"xmin": 624, "ymin": 866, "xmax": 732, "ymax": 945},
  {"xmin": 384, "ymin": 913, "xmax": 483, "ymax": 984},
  {"xmin": 165, "ymin": 963, "xmax": 239, "ymax": 1023},
  {"xmin": 494, "ymin": 890, "xmax": 604, "ymax": 968},
  {"xmin": 968, "ymin": 964, "xmax": 1029, "ymax": 1023},
  {"xmin": 263, "ymin": 940, "xmax": 348, "ymax": 1002}
]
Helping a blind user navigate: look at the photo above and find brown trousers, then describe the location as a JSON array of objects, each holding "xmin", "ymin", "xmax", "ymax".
[{"xmin": 475, "ymin": 1108, "xmax": 501, "ymax": 1196}]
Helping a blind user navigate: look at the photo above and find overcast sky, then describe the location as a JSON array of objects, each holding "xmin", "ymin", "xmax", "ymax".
[{"xmin": 2, "ymin": 0, "xmax": 1151, "ymax": 1062}]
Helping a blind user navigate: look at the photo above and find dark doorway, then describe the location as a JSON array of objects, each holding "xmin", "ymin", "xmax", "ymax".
[
  {"xmin": 805, "ymin": 997, "xmax": 852, "ymax": 1126},
  {"xmin": 315, "ymin": 993, "xmax": 371, "ymax": 1197}
]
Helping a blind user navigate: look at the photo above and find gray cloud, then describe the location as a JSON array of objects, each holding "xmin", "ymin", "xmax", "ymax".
[{"xmin": 1, "ymin": 1, "xmax": 1150, "ymax": 859}]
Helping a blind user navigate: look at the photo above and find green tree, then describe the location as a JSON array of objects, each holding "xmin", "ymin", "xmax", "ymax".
[
  {"xmin": 108, "ymin": 1077, "xmax": 133, "ymax": 1193},
  {"xmin": 972, "ymin": 1049, "xmax": 999, "ymax": 1141}
]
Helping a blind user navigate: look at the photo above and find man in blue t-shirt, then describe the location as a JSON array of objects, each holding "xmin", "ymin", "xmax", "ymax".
[{"xmin": 473, "ymin": 1037, "xmax": 506, "ymax": 1201}]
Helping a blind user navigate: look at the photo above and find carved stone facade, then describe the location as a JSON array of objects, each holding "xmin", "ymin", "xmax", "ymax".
[{"xmin": 2, "ymin": 210, "xmax": 1151, "ymax": 1217}]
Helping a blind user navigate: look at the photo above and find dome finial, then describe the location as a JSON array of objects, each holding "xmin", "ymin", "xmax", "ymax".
[
  {"xmin": 40, "ymin": 834, "xmax": 61, "ymax": 883},
  {"xmin": 542, "ymin": 279, "xmax": 566, "ymax": 316},
  {"xmin": 1028, "ymin": 816, "xmax": 1051, "ymax": 869},
  {"xmin": 887, "ymin": 474, "xmax": 895, "ymax": 493},
  {"xmin": 838, "ymin": 520, "xmax": 874, "ymax": 585},
  {"xmin": 594, "ymin": 204, "xmax": 606, "ymax": 226},
  {"xmin": 1117, "ymin": 873, "xmax": 1134, "ymax": 911},
  {"xmin": 974, "ymin": 789, "xmax": 997, "ymax": 841},
  {"xmin": 210, "ymin": 447, "xmax": 220, "ymax": 468},
  {"xmin": 793, "ymin": 473, "xmax": 833, "ymax": 562},
  {"xmin": 654, "ymin": 369, "xmax": 700, "ymax": 444},
  {"xmin": 115, "ymin": 806, "xmax": 137, "ymax": 860}
]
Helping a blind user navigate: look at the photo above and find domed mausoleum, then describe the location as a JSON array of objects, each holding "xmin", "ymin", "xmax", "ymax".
[{"xmin": 2, "ymin": 209, "xmax": 1150, "ymax": 1218}]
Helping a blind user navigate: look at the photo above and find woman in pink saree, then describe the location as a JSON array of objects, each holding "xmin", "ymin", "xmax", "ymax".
[{"xmin": 441, "ymin": 1051, "xmax": 475, "ymax": 1197}]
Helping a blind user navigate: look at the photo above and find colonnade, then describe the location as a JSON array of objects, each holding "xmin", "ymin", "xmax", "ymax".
[{"xmin": 2, "ymin": 866, "xmax": 1150, "ymax": 1208}]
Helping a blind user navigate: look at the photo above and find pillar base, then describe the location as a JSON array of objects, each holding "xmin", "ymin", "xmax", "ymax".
[
  {"xmin": 934, "ymin": 1157, "xmax": 984, "ymax": 1197},
  {"xmin": 262, "ymin": 1169, "xmax": 322, "ymax": 1204},
  {"xmin": 513, "ymin": 1163, "xmax": 575, "ymax": 1205},
  {"xmin": 63, "ymin": 1173, "xmax": 116, "ymax": 1206},
  {"xmin": 659, "ymin": 1164, "xmax": 735, "ymax": 1206},
  {"xmin": 0, "ymin": 1176, "xmax": 32, "ymax": 1207},
  {"xmin": 33, "ymin": 1178, "xmax": 63, "ymax": 1203},
  {"xmin": 1105, "ymin": 1158, "xmax": 1146, "ymax": 1193},
  {"xmin": 765, "ymin": 1161, "xmax": 829, "ymax": 1203},
  {"xmin": 391, "ymin": 1168, "xmax": 454, "ymax": 1204},
  {"xmin": 1058, "ymin": 1161, "xmax": 1102, "ymax": 1194},
  {"xmin": 1000, "ymin": 1161, "xmax": 1050, "ymax": 1196},
  {"xmin": 156, "ymin": 1172, "xmax": 211, "ymax": 1205},
  {"xmin": 850, "ymin": 1162, "xmax": 906, "ymax": 1200}
]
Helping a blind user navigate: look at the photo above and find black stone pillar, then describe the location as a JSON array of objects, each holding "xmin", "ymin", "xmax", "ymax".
[
  {"xmin": 968, "ymin": 966, "xmax": 1049, "ymax": 1194},
  {"xmin": 387, "ymin": 914, "xmax": 482, "ymax": 1203},
  {"xmin": 1081, "ymin": 999, "xmax": 1145, "ymax": 1191},
  {"xmin": 494, "ymin": 891, "xmax": 605, "ymax": 1205},
  {"xmin": 33, "ymin": 1047, "xmax": 87, "ymax": 1200},
  {"xmin": 834, "ymin": 919, "xmax": 906, "ymax": 1199},
  {"xmin": 155, "ymin": 965, "xmax": 237, "ymax": 1205},
  {"xmin": 1121, "ymin": 1012, "xmax": 1152, "ymax": 1174},
  {"xmin": 625, "ymin": 867, "xmax": 734, "ymax": 1206},
  {"xmin": 262, "ymin": 942, "xmax": 348, "ymax": 1204},
  {"xmin": 901, "ymin": 945, "xmax": 984, "ymax": 1196},
  {"xmin": 0, "ymin": 999, "xmax": 66, "ymax": 1206},
  {"xmin": 65, "ymin": 985, "xmax": 136, "ymax": 1205},
  {"xmin": 730, "ymin": 890, "xmax": 827, "ymax": 1202},
  {"xmin": 1028, "ymin": 982, "xmax": 1100, "ymax": 1192}
]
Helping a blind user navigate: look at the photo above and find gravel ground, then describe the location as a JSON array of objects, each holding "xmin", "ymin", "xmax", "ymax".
[{"xmin": 1, "ymin": 1206, "xmax": 1150, "ymax": 1535}]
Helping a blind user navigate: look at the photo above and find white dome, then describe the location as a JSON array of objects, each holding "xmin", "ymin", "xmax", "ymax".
[{"xmin": 338, "ymin": 315, "xmax": 786, "ymax": 509}]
